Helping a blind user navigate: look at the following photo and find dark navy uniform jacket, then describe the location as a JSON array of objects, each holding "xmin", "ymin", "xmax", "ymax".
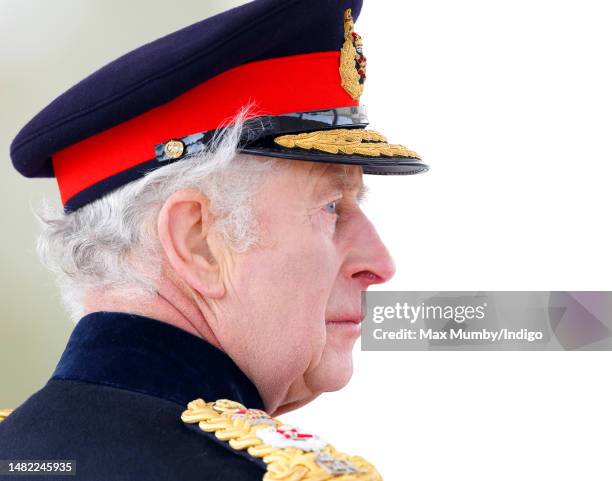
[{"xmin": 0, "ymin": 312, "xmax": 268, "ymax": 480}]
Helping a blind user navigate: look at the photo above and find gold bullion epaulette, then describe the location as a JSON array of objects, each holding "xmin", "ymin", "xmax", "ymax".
[
  {"xmin": 181, "ymin": 399, "xmax": 382, "ymax": 481},
  {"xmin": 0, "ymin": 409, "xmax": 13, "ymax": 422}
]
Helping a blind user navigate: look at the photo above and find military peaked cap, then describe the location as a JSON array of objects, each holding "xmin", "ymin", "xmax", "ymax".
[{"xmin": 10, "ymin": 0, "xmax": 428, "ymax": 212}]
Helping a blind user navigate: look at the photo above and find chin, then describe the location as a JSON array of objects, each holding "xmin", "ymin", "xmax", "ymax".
[
  {"xmin": 327, "ymin": 368, "xmax": 354, "ymax": 392},
  {"xmin": 312, "ymin": 358, "xmax": 354, "ymax": 393}
]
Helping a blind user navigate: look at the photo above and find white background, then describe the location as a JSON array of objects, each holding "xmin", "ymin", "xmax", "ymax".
[
  {"xmin": 289, "ymin": 1, "xmax": 612, "ymax": 480},
  {"xmin": 1, "ymin": 1, "xmax": 611, "ymax": 480}
]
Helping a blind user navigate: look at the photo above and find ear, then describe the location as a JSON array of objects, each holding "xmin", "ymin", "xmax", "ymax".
[{"xmin": 157, "ymin": 189, "xmax": 225, "ymax": 299}]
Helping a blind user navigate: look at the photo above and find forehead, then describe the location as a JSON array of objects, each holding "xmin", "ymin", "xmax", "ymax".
[
  {"xmin": 323, "ymin": 164, "xmax": 364, "ymax": 191},
  {"xmin": 294, "ymin": 162, "xmax": 365, "ymax": 196},
  {"xmin": 250, "ymin": 158, "xmax": 366, "ymax": 206}
]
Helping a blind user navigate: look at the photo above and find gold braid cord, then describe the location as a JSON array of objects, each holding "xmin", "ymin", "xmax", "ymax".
[
  {"xmin": 182, "ymin": 399, "xmax": 382, "ymax": 481},
  {"xmin": 0, "ymin": 408, "xmax": 13, "ymax": 422},
  {"xmin": 274, "ymin": 129, "xmax": 420, "ymax": 159}
]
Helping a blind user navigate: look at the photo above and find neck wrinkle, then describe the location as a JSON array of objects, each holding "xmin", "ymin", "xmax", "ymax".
[{"xmin": 82, "ymin": 262, "xmax": 222, "ymax": 350}]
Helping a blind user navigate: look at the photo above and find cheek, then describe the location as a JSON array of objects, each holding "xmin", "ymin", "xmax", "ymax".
[
  {"xmin": 287, "ymin": 220, "xmax": 339, "ymax": 315},
  {"xmin": 238, "ymin": 237, "xmax": 336, "ymax": 325},
  {"xmin": 229, "ymin": 221, "xmax": 339, "ymax": 356},
  {"xmin": 247, "ymin": 210, "xmax": 338, "ymax": 304}
]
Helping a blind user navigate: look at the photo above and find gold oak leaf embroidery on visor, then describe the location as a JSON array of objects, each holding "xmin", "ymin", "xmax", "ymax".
[
  {"xmin": 273, "ymin": 129, "xmax": 421, "ymax": 159},
  {"xmin": 181, "ymin": 398, "xmax": 383, "ymax": 481}
]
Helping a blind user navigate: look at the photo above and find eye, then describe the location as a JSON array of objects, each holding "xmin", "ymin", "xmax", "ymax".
[{"xmin": 323, "ymin": 200, "xmax": 338, "ymax": 215}]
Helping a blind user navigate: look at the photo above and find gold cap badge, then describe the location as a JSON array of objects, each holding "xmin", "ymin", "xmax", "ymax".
[{"xmin": 339, "ymin": 8, "xmax": 367, "ymax": 101}]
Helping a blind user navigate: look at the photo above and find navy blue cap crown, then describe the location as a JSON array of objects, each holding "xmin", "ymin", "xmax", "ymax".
[{"xmin": 10, "ymin": 0, "xmax": 426, "ymax": 212}]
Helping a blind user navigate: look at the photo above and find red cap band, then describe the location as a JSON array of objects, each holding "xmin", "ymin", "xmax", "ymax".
[{"xmin": 52, "ymin": 51, "xmax": 357, "ymax": 205}]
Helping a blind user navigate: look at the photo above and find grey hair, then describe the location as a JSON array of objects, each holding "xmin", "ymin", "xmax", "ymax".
[{"xmin": 35, "ymin": 114, "xmax": 282, "ymax": 322}]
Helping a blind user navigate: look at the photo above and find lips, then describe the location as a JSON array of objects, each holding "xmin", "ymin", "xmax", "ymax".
[
  {"xmin": 325, "ymin": 313, "xmax": 364, "ymax": 324},
  {"xmin": 325, "ymin": 314, "xmax": 363, "ymax": 337}
]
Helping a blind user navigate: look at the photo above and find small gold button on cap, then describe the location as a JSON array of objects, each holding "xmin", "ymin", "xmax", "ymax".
[{"xmin": 164, "ymin": 139, "xmax": 185, "ymax": 159}]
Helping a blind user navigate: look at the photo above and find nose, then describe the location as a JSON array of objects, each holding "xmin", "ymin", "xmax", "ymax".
[{"xmin": 341, "ymin": 211, "xmax": 396, "ymax": 287}]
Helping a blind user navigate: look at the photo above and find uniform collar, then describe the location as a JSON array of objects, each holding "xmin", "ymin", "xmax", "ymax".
[{"xmin": 51, "ymin": 311, "xmax": 264, "ymax": 410}]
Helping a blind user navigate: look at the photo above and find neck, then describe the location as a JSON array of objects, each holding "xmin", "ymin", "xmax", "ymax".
[
  {"xmin": 82, "ymin": 264, "xmax": 221, "ymax": 350},
  {"xmin": 81, "ymin": 264, "xmax": 305, "ymax": 416}
]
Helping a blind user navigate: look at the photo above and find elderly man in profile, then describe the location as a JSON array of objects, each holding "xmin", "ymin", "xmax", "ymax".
[
  {"xmin": 0, "ymin": 0, "xmax": 427, "ymax": 479},
  {"xmin": 43, "ymin": 133, "xmax": 394, "ymax": 415}
]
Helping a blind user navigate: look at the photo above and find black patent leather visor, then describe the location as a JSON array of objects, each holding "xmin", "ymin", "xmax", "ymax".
[{"xmin": 155, "ymin": 107, "xmax": 428, "ymax": 175}]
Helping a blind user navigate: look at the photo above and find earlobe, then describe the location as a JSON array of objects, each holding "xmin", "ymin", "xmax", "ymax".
[{"xmin": 157, "ymin": 189, "xmax": 226, "ymax": 299}]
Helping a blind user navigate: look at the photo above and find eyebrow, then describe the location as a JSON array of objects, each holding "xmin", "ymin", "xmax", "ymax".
[{"xmin": 325, "ymin": 167, "xmax": 369, "ymax": 202}]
